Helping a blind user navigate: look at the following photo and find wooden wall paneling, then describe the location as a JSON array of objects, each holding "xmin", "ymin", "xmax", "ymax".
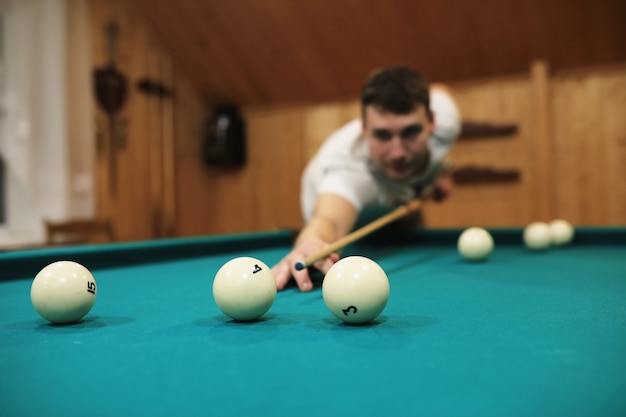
[
  {"xmin": 199, "ymin": 0, "xmax": 300, "ymax": 104},
  {"xmin": 529, "ymin": 61, "xmax": 554, "ymax": 222},
  {"xmin": 175, "ymin": 110, "xmax": 257, "ymax": 235},
  {"xmin": 90, "ymin": 0, "xmax": 166, "ymax": 241},
  {"xmin": 89, "ymin": 0, "xmax": 626, "ymax": 238},
  {"xmin": 242, "ymin": 106, "xmax": 305, "ymax": 231},
  {"xmin": 586, "ymin": 75, "xmax": 611, "ymax": 224},
  {"xmin": 177, "ymin": 63, "xmax": 624, "ymax": 232},
  {"xmin": 128, "ymin": 0, "xmax": 626, "ymax": 107},
  {"xmin": 116, "ymin": 8, "xmax": 152, "ymax": 241},
  {"xmin": 146, "ymin": 43, "xmax": 164, "ymax": 238},
  {"xmin": 444, "ymin": 76, "xmax": 531, "ymax": 146},
  {"xmin": 551, "ymin": 65, "xmax": 626, "ymax": 225},
  {"xmin": 90, "ymin": 0, "xmax": 115, "ymax": 222},
  {"xmin": 179, "ymin": 0, "xmax": 263, "ymax": 104},
  {"xmin": 175, "ymin": 102, "xmax": 306, "ymax": 236},
  {"xmin": 601, "ymin": 70, "xmax": 626, "ymax": 224},
  {"xmin": 172, "ymin": 100, "xmax": 313, "ymax": 237},
  {"xmin": 579, "ymin": 74, "xmax": 607, "ymax": 225},
  {"xmin": 423, "ymin": 75, "xmax": 536, "ymax": 227},
  {"xmin": 425, "ymin": 186, "xmax": 524, "ymax": 228},
  {"xmin": 209, "ymin": 142, "xmax": 255, "ymax": 233},
  {"xmin": 552, "ymin": 75, "xmax": 580, "ymax": 223},
  {"xmin": 255, "ymin": 1, "xmax": 357, "ymax": 102},
  {"xmin": 205, "ymin": 168, "xmax": 254, "ymax": 234},
  {"xmin": 171, "ymin": 76, "xmax": 212, "ymax": 237},
  {"xmin": 302, "ymin": 101, "xmax": 360, "ymax": 160},
  {"xmin": 160, "ymin": 58, "xmax": 176, "ymax": 237},
  {"xmin": 127, "ymin": 0, "xmax": 226, "ymax": 104}
]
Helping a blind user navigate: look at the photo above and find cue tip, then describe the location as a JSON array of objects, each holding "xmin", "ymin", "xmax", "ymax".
[{"xmin": 294, "ymin": 261, "xmax": 306, "ymax": 271}]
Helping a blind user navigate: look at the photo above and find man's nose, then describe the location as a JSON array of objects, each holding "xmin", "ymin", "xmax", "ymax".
[{"xmin": 388, "ymin": 137, "xmax": 407, "ymax": 158}]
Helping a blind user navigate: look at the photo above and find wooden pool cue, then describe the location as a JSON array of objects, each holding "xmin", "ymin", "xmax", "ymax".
[{"xmin": 294, "ymin": 185, "xmax": 434, "ymax": 271}]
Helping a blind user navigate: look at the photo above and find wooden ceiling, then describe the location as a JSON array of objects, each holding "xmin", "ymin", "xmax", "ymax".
[{"xmin": 128, "ymin": 0, "xmax": 626, "ymax": 106}]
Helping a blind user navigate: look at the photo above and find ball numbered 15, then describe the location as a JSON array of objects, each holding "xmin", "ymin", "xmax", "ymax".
[{"xmin": 30, "ymin": 260, "xmax": 98, "ymax": 324}]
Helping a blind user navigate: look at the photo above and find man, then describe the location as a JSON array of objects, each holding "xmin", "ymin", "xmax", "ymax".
[{"xmin": 272, "ymin": 66, "xmax": 461, "ymax": 292}]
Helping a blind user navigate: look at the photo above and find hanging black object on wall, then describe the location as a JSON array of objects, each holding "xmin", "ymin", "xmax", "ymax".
[{"xmin": 202, "ymin": 105, "xmax": 246, "ymax": 167}]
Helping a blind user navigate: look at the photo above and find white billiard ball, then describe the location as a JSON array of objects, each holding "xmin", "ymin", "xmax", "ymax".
[
  {"xmin": 30, "ymin": 260, "xmax": 98, "ymax": 324},
  {"xmin": 322, "ymin": 256, "xmax": 390, "ymax": 324},
  {"xmin": 549, "ymin": 219, "xmax": 574, "ymax": 246},
  {"xmin": 212, "ymin": 257, "xmax": 276, "ymax": 321},
  {"xmin": 524, "ymin": 222, "xmax": 552, "ymax": 251},
  {"xmin": 457, "ymin": 227, "xmax": 494, "ymax": 261}
]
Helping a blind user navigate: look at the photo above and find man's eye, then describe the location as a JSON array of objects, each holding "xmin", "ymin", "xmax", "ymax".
[
  {"xmin": 373, "ymin": 130, "xmax": 392, "ymax": 140},
  {"xmin": 400, "ymin": 125, "xmax": 422, "ymax": 139}
]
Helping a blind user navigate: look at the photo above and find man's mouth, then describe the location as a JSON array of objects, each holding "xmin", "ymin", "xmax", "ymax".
[{"xmin": 389, "ymin": 161, "xmax": 409, "ymax": 174}]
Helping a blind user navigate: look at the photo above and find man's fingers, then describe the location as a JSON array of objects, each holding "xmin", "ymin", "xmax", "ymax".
[
  {"xmin": 314, "ymin": 252, "xmax": 340, "ymax": 275},
  {"xmin": 291, "ymin": 268, "xmax": 313, "ymax": 292},
  {"xmin": 273, "ymin": 246, "xmax": 339, "ymax": 292},
  {"xmin": 273, "ymin": 260, "xmax": 292, "ymax": 291}
]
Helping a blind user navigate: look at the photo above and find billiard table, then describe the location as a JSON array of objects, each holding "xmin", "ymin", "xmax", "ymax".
[{"xmin": 1, "ymin": 227, "xmax": 625, "ymax": 417}]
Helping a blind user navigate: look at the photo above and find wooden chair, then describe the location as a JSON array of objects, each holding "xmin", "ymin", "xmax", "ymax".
[{"xmin": 44, "ymin": 218, "xmax": 116, "ymax": 246}]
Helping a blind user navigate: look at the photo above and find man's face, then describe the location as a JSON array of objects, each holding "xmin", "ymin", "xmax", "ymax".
[{"xmin": 362, "ymin": 105, "xmax": 434, "ymax": 180}]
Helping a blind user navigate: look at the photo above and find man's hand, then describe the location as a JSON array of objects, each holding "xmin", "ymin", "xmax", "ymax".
[
  {"xmin": 273, "ymin": 193, "xmax": 357, "ymax": 291},
  {"xmin": 431, "ymin": 175, "xmax": 453, "ymax": 202},
  {"xmin": 272, "ymin": 238, "xmax": 340, "ymax": 292}
]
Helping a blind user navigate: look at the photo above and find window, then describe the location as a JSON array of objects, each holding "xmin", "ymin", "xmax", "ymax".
[
  {"xmin": 0, "ymin": 157, "xmax": 5, "ymax": 225},
  {"xmin": 0, "ymin": 0, "xmax": 72, "ymax": 246},
  {"xmin": 0, "ymin": 12, "xmax": 6, "ymax": 226}
]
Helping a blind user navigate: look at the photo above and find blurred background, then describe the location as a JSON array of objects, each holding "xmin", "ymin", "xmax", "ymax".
[{"xmin": 0, "ymin": 0, "xmax": 624, "ymax": 248}]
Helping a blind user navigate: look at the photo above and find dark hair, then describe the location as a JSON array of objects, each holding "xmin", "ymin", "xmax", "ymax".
[{"xmin": 361, "ymin": 66, "xmax": 430, "ymax": 117}]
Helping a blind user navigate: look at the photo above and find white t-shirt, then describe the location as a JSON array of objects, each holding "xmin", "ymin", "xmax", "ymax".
[{"xmin": 300, "ymin": 89, "xmax": 461, "ymax": 223}]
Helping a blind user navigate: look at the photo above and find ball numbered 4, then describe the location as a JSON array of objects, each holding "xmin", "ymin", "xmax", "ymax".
[
  {"xmin": 212, "ymin": 257, "xmax": 277, "ymax": 321},
  {"xmin": 30, "ymin": 260, "xmax": 98, "ymax": 324},
  {"xmin": 322, "ymin": 256, "xmax": 390, "ymax": 324}
]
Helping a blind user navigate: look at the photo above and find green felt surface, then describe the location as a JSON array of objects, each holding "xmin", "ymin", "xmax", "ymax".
[{"xmin": 1, "ymin": 228, "xmax": 625, "ymax": 417}]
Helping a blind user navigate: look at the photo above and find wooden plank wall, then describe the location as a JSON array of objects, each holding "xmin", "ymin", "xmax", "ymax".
[
  {"xmin": 180, "ymin": 63, "xmax": 626, "ymax": 233},
  {"xmin": 422, "ymin": 74, "xmax": 537, "ymax": 227},
  {"xmin": 90, "ymin": 0, "xmax": 176, "ymax": 241},
  {"xmin": 551, "ymin": 66, "xmax": 626, "ymax": 225},
  {"xmin": 174, "ymin": 104, "xmax": 306, "ymax": 236},
  {"xmin": 83, "ymin": 1, "xmax": 626, "ymax": 242},
  {"xmin": 443, "ymin": 63, "xmax": 626, "ymax": 227},
  {"xmin": 127, "ymin": 0, "xmax": 626, "ymax": 106}
]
